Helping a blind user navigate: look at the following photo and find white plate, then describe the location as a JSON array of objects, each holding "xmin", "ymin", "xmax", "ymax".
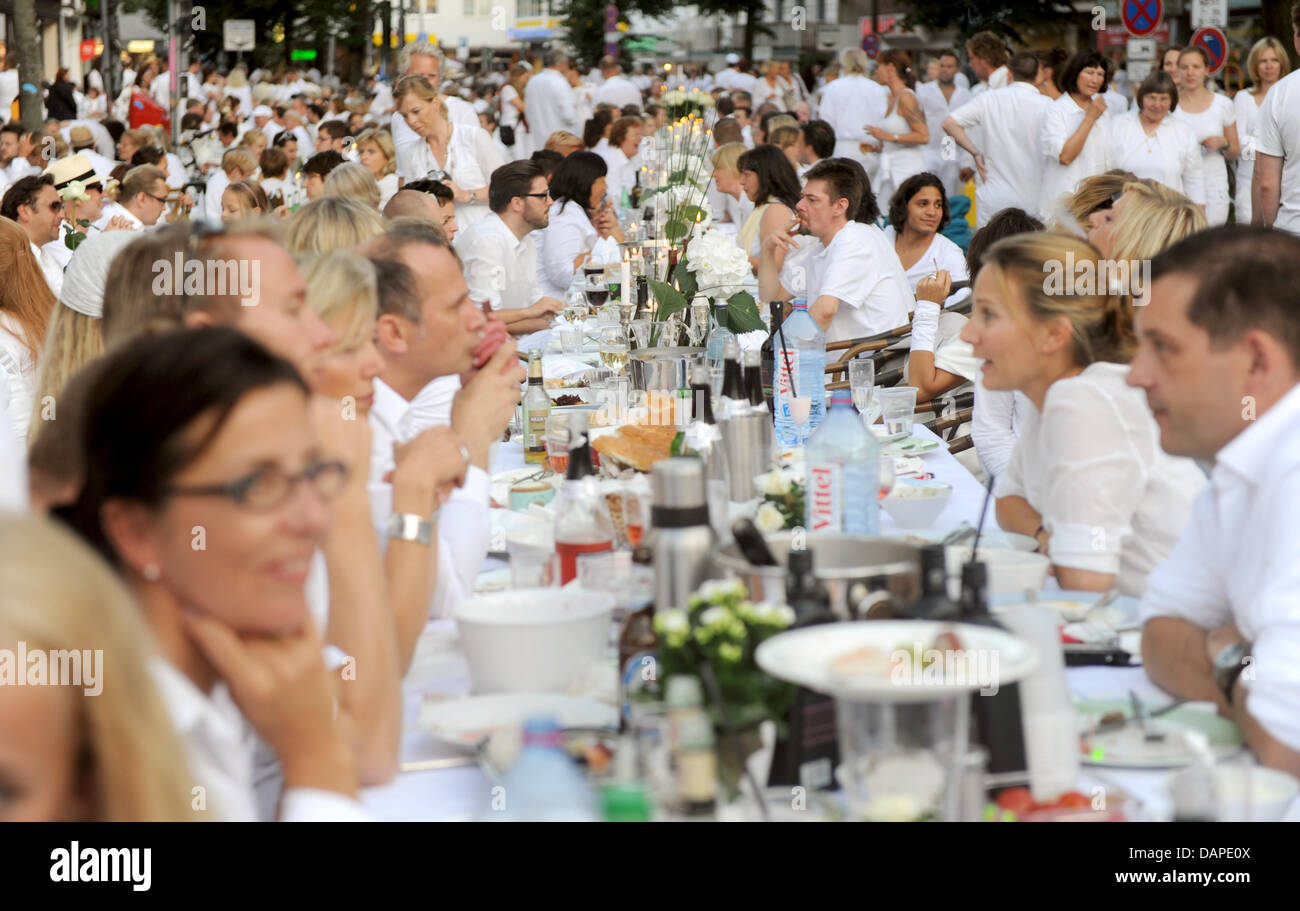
[
  {"xmin": 1075, "ymin": 700, "xmax": 1243, "ymax": 769},
  {"xmin": 418, "ymin": 692, "xmax": 618, "ymax": 749},
  {"xmin": 489, "ymin": 467, "xmax": 560, "ymax": 506},
  {"xmin": 993, "ymin": 589, "xmax": 1140, "ymax": 630},
  {"xmin": 755, "ymin": 620, "xmax": 1038, "ymax": 703}
]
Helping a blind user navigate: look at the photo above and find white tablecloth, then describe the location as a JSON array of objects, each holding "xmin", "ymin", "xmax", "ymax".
[{"xmin": 362, "ymin": 425, "xmax": 1294, "ymax": 822}]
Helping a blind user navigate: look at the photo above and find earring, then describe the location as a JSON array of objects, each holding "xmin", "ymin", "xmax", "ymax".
[{"xmin": 141, "ymin": 564, "xmax": 161, "ymax": 582}]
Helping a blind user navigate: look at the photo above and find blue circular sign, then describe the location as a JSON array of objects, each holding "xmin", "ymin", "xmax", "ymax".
[
  {"xmin": 862, "ymin": 34, "xmax": 880, "ymax": 58},
  {"xmin": 1121, "ymin": 0, "xmax": 1162, "ymax": 37},
  {"xmin": 1191, "ymin": 27, "xmax": 1228, "ymax": 74}
]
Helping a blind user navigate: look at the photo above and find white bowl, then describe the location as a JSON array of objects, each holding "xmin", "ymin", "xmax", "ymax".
[
  {"xmin": 1213, "ymin": 765, "xmax": 1300, "ymax": 821},
  {"xmin": 455, "ymin": 588, "xmax": 614, "ymax": 694},
  {"xmin": 881, "ymin": 480, "xmax": 952, "ymax": 529},
  {"xmin": 944, "ymin": 546, "xmax": 1051, "ymax": 598}
]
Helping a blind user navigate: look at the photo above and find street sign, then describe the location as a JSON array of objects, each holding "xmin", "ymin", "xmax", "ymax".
[
  {"xmin": 862, "ymin": 34, "xmax": 880, "ymax": 58},
  {"xmin": 1190, "ymin": 26, "xmax": 1228, "ymax": 75},
  {"xmin": 223, "ymin": 20, "xmax": 255, "ymax": 52},
  {"xmin": 1121, "ymin": 0, "xmax": 1162, "ymax": 38},
  {"xmin": 290, "ymin": 49, "xmax": 317, "ymax": 62},
  {"xmin": 1127, "ymin": 60, "xmax": 1154, "ymax": 84},
  {"xmin": 1127, "ymin": 38, "xmax": 1156, "ymax": 61},
  {"xmin": 79, "ymin": 39, "xmax": 99, "ymax": 61},
  {"xmin": 1190, "ymin": 0, "xmax": 1228, "ymax": 29}
]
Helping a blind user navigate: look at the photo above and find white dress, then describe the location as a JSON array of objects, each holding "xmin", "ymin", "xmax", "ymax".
[
  {"xmin": 1233, "ymin": 88, "xmax": 1268, "ymax": 224},
  {"xmin": 874, "ymin": 91, "xmax": 928, "ymax": 210},
  {"xmin": 1170, "ymin": 93, "xmax": 1236, "ymax": 225}
]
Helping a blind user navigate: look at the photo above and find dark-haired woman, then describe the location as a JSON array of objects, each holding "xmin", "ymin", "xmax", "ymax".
[
  {"xmin": 536, "ymin": 150, "xmax": 623, "ymax": 298},
  {"xmin": 1040, "ymin": 50, "xmax": 1115, "ymax": 216},
  {"xmin": 883, "ymin": 172, "xmax": 968, "ymax": 295},
  {"xmin": 958, "ymin": 233, "xmax": 1204, "ymax": 595},
  {"xmin": 866, "ymin": 50, "xmax": 929, "ymax": 210},
  {"xmin": 737, "ymin": 145, "xmax": 802, "ymax": 271}
]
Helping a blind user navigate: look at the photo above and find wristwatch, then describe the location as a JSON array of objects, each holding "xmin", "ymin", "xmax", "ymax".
[
  {"xmin": 387, "ymin": 511, "xmax": 436, "ymax": 547},
  {"xmin": 1211, "ymin": 641, "xmax": 1250, "ymax": 705}
]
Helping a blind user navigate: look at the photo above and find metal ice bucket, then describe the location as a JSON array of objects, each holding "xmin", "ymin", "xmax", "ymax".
[
  {"xmin": 629, "ymin": 346, "xmax": 704, "ymax": 392},
  {"xmin": 714, "ymin": 534, "xmax": 922, "ymax": 620}
]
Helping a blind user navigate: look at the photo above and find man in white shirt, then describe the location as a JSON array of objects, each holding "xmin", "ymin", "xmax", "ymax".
[
  {"xmin": 1128, "ymin": 225, "xmax": 1300, "ymax": 776},
  {"xmin": 1253, "ymin": 5, "xmax": 1300, "ymax": 236},
  {"xmin": 66, "ymin": 124, "xmax": 116, "ymax": 175},
  {"xmin": 362, "ymin": 221, "xmax": 523, "ymax": 622},
  {"xmin": 918, "ymin": 53, "xmax": 974, "ymax": 196},
  {"xmin": 714, "ymin": 54, "xmax": 758, "ymax": 94},
  {"xmin": 111, "ymin": 165, "xmax": 172, "ymax": 230},
  {"xmin": 943, "ymin": 52, "xmax": 1053, "ymax": 227},
  {"xmin": 1, "ymin": 174, "xmax": 65, "ymax": 295},
  {"xmin": 390, "ymin": 40, "xmax": 480, "ymax": 150},
  {"xmin": 966, "ymin": 31, "xmax": 1010, "ymax": 96},
  {"xmin": 795, "ymin": 119, "xmax": 834, "ymax": 181},
  {"xmin": 455, "ymin": 160, "xmax": 563, "ymax": 334},
  {"xmin": 526, "ymin": 50, "xmax": 581, "ymax": 149},
  {"xmin": 758, "ymin": 158, "xmax": 913, "ymax": 343},
  {"xmin": 593, "ymin": 57, "xmax": 643, "ymax": 111}
]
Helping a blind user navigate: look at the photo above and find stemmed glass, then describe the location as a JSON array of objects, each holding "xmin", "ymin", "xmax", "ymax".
[
  {"xmin": 629, "ymin": 319, "xmax": 652, "ymax": 349},
  {"xmin": 563, "ymin": 288, "xmax": 589, "ymax": 328},
  {"xmin": 849, "ymin": 359, "xmax": 879, "ymax": 424},
  {"xmin": 600, "ymin": 326, "xmax": 629, "ymax": 376}
]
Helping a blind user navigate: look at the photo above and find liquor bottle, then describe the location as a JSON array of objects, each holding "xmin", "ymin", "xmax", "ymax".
[
  {"xmin": 743, "ymin": 347, "xmax": 766, "ymax": 412},
  {"xmin": 730, "ymin": 518, "xmax": 778, "ymax": 566},
  {"xmin": 784, "ymin": 546, "xmax": 835, "ymax": 626},
  {"xmin": 521, "ymin": 348, "xmax": 549, "ymax": 465},
  {"xmin": 960, "ymin": 559, "xmax": 1029, "ymax": 780},
  {"xmin": 803, "ymin": 390, "xmax": 880, "ymax": 535},
  {"xmin": 553, "ymin": 411, "xmax": 613, "ymax": 584},
  {"xmin": 717, "ymin": 338, "xmax": 749, "ymax": 420},
  {"xmin": 759, "ymin": 301, "xmax": 784, "ymax": 415},
  {"xmin": 905, "ymin": 544, "xmax": 961, "ymax": 621},
  {"xmin": 666, "ymin": 676, "xmax": 717, "ymax": 818}
]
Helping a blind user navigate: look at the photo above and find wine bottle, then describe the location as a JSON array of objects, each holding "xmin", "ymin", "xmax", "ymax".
[
  {"xmin": 759, "ymin": 301, "xmax": 785, "ymax": 415},
  {"xmin": 730, "ymin": 518, "xmax": 779, "ymax": 567},
  {"xmin": 905, "ymin": 545, "xmax": 961, "ymax": 621}
]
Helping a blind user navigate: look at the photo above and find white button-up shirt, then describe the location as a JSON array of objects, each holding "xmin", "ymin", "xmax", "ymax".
[
  {"xmin": 151, "ymin": 658, "xmax": 369, "ymax": 821},
  {"xmin": 524, "ymin": 68, "xmax": 579, "ymax": 147},
  {"xmin": 1105, "ymin": 112, "xmax": 1206, "ymax": 205},
  {"xmin": 1139, "ymin": 382, "xmax": 1300, "ymax": 751},
  {"xmin": 1040, "ymin": 92, "xmax": 1112, "ymax": 217},
  {"xmin": 949, "ymin": 81, "xmax": 1053, "ymax": 226},
  {"xmin": 996, "ymin": 362, "xmax": 1206, "ymax": 596},
  {"xmin": 368, "ymin": 377, "xmax": 491, "ymax": 620},
  {"xmin": 454, "ymin": 212, "xmax": 545, "ymax": 312},
  {"xmin": 395, "ymin": 122, "xmax": 504, "ymax": 230},
  {"xmin": 31, "ymin": 240, "xmax": 63, "ymax": 298}
]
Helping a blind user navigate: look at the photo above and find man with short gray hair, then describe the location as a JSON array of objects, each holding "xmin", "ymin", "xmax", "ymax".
[
  {"xmin": 390, "ymin": 40, "xmax": 480, "ymax": 149},
  {"xmin": 526, "ymin": 51, "xmax": 579, "ymax": 148},
  {"xmin": 593, "ymin": 56, "xmax": 642, "ymax": 110}
]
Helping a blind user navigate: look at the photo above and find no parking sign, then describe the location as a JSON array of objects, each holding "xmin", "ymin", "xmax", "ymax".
[
  {"xmin": 862, "ymin": 34, "xmax": 879, "ymax": 58},
  {"xmin": 1190, "ymin": 26, "xmax": 1228, "ymax": 75},
  {"xmin": 1121, "ymin": 0, "xmax": 1162, "ymax": 37}
]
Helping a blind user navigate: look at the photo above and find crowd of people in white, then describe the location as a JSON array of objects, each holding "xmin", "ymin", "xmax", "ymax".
[{"xmin": 2, "ymin": 7, "xmax": 1300, "ymax": 820}]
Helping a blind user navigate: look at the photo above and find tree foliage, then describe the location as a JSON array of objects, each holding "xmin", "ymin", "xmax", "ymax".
[{"xmin": 896, "ymin": 0, "xmax": 1075, "ymax": 45}]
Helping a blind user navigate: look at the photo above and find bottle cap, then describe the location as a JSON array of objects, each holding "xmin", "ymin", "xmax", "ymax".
[
  {"xmin": 960, "ymin": 560, "xmax": 987, "ymax": 590},
  {"xmin": 792, "ymin": 298, "xmax": 808, "ymax": 309},
  {"xmin": 651, "ymin": 456, "xmax": 707, "ymax": 511}
]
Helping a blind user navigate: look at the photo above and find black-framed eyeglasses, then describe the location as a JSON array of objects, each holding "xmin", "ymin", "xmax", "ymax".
[
  {"xmin": 521, "ymin": 191, "xmax": 551, "ymax": 199},
  {"xmin": 166, "ymin": 460, "xmax": 349, "ymax": 511},
  {"xmin": 146, "ymin": 191, "xmax": 170, "ymax": 205},
  {"xmin": 48, "ymin": 199, "xmax": 65, "ymax": 212}
]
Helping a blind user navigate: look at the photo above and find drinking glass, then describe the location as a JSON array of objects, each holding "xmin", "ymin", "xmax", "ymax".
[
  {"xmin": 629, "ymin": 318, "xmax": 652, "ymax": 349},
  {"xmin": 585, "ymin": 278, "xmax": 611, "ymax": 310},
  {"xmin": 877, "ymin": 453, "xmax": 896, "ymax": 500},
  {"xmin": 600, "ymin": 326, "xmax": 629, "ymax": 376},
  {"xmin": 558, "ymin": 324, "xmax": 584, "ymax": 355},
  {"xmin": 849, "ymin": 358, "xmax": 875, "ymax": 406},
  {"xmin": 545, "ymin": 413, "xmax": 571, "ymax": 475},
  {"xmin": 510, "ymin": 551, "xmax": 559, "ymax": 588},
  {"xmin": 857, "ymin": 385, "xmax": 883, "ymax": 428},
  {"xmin": 876, "ymin": 387, "xmax": 918, "ymax": 441},
  {"xmin": 689, "ymin": 299, "xmax": 711, "ymax": 346}
]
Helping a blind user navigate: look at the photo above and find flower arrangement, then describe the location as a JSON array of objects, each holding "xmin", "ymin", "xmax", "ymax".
[
  {"xmin": 683, "ymin": 229, "xmax": 750, "ymax": 301},
  {"xmin": 753, "ymin": 468, "xmax": 806, "ymax": 531},
  {"xmin": 654, "ymin": 579, "xmax": 796, "ymax": 730},
  {"xmin": 59, "ymin": 180, "xmax": 94, "ymax": 251},
  {"xmin": 662, "ymin": 88, "xmax": 715, "ymax": 120}
]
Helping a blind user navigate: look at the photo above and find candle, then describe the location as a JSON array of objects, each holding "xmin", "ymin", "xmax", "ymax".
[{"xmin": 621, "ymin": 253, "xmax": 632, "ymax": 310}]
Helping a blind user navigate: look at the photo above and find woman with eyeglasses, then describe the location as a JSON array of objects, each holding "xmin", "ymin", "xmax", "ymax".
[
  {"xmin": 58, "ymin": 327, "xmax": 375, "ymax": 819},
  {"xmin": 394, "ymin": 73, "xmax": 503, "ymax": 230},
  {"xmin": 0, "ymin": 217, "xmax": 58, "ymax": 446}
]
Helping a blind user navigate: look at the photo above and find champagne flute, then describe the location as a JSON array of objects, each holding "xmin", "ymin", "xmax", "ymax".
[
  {"xmin": 689, "ymin": 299, "xmax": 711, "ymax": 347},
  {"xmin": 600, "ymin": 326, "xmax": 629, "ymax": 375},
  {"xmin": 849, "ymin": 358, "xmax": 875, "ymax": 410}
]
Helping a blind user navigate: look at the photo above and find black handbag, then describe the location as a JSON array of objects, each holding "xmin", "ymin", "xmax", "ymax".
[{"xmin": 500, "ymin": 124, "xmax": 516, "ymax": 147}]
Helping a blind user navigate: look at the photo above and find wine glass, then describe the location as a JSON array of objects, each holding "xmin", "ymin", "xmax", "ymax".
[
  {"xmin": 849, "ymin": 359, "xmax": 875, "ymax": 411},
  {"xmin": 563, "ymin": 288, "xmax": 589, "ymax": 327},
  {"xmin": 788, "ymin": 395, "xmax": 813, "ymax": 446},
  {"xmin": 585, "ymin": 278, "xmax": 610, "ymax": 311},
  {"xmin": 600, "ymin": 326, "xmax": 629, "ymax": 376}
]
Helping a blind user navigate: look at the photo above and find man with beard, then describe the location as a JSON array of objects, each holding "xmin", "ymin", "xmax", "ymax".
[
  {"xmin": 453, "ymin": 160, "xmax": 564, "ymax": 334},
  {"xmin": 917, "ymin": 53, "xmax": 974, "ymax": 196}
]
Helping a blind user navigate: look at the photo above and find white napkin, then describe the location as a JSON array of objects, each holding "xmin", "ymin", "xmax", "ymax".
[
  {"xmin": 542, "ymin": 356, "xmax": 597, "ymax": 379},
  {"xmin": 589, "ymin": 236, "xmax": 621, "ymax": 265}
]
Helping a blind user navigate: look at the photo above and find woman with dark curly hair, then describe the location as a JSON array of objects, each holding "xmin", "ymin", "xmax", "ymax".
[{"xmin": 883, "ymin": 172, "xmax": 967, "ymax": 296}]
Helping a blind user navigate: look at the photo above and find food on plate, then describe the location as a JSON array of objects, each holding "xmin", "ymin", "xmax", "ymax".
[
  {"xmin": 831, "ymin": 629, "xmax": 968, "ymax": 679},
  {"xmin": 829, "ymin": 645, "xmax": 891, "ymax": 677},
  {"xmin": 988, "ymin": 788, "xmax": 1112, "ymax": 821},
  {"xmin": 591, "ymin": 423, "xmax": 677, "ymax": 472},
  {"xmin": 544, "ymin": 377, "xmax": 590, "ymax": 390},
  {"xmin": 551, "ymin": 393, "xmax": 584, "ymax": 406},
  {"xmin": 888, "ymin": 483, "xmax": 949, "ymax": 499}
]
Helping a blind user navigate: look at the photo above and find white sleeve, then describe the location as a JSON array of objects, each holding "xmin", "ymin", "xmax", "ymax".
[
  {"xmin": 473, "ymin": 127, "xmax": 506, "ymax": 186},
  {"xmin": 279, "ymin": 788, "xmax": 372, "ymax": 821},
  {"xmin": 457, "ymin": 232, "xmax": 505, "ymax": 310},
  {"xmin": 431, "ymin": 467, "xmax": 491, "ymax": 618},
  {"xmin": 1138, "ymin": 489, "xmax": 1230, "ymax": 629},
  {"xmin": 1180, "ymin": 128, "xmax": 1207, "ymax": 206},
  {"xmin": 992, "ymin": 434, "xmax": 1028, "ymax": 500},
  {"xmin": 541, "ymin": 210, "xmax": 587, "ymax": 292},
  {"xmin": 0, "ymin": 368, "xmax": 26, "ymax": 511},
  {"xmin": 948, "ymin": 95, "xmax": 984, "ymax": 131},
  {"xmin": 971, "ymin": 376, "xmax": 1018, "ymax": 481},
  {"xmin": 1040, "ymin": 102, "xmax": 1068, "ymax": 161},
  {"xmin": 1255, "ymin": 88, "xmax": 1285, "ymax": 158}
]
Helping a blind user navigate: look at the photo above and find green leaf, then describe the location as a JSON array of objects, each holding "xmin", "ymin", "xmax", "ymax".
[
  {"xmin": 672, "ymin": 258, "xmax": 697, "ymax": 299},
  {"xmin": 665, "ymin": 218, "xmax": 691, "ymax": 242},
  {"xmin": 649, "ymin": 279, "xmax": 687, "ymax": 322},
  {"xmin": 678, "ymin": 205, "xmax": 705, "ymax": 225},
  {"xmin": 724, "ymin": 292, "xmax": 764, "ymax": 332}
]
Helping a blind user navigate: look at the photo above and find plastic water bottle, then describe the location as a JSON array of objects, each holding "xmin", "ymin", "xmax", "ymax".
[
  {"xmin": 485, "ymin": 716, "xmax": 598, "ymax": 821},
  {"xmin": 773, "ymin": 299, "xmax": 827, "ymax": 446},
  {"xmin": 803, "ymin": 390, "xmax": 879, "ymax": 535},
  {"xmin": 705, "ymin": 301, "xmax": 735, "ymax": 366}
]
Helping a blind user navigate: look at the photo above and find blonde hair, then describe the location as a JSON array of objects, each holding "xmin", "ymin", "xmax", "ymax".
[
  {"xmin": 1246, "ymin": 36, "xmax": 1291, "ymax": 89},
  {"xmin": 0, "ymin": 514, "xmax": 201, "ymax": 820},
  {"xmin": 982, "ymin": 231, "xmax": 1134, "ymax": 366},
  {"xmin": 238, "ymin": 127, "xmax": 266, "ymax": 151},
  {"xmin": 839, "ymin": 47, "xmax": 871, "ymax": 77},
  {"xmin": 284, "ymin": 196, "xmax": 387, "ymax": 255},
  {"xmin": 545, "ymin": 131, "xmax": 584, "ymax": 154},
  {"xmin": 1109, "ymin": 180, "xmax": 1207, "ymax": 266},
  {"xmin": 354, "ymin": 128, "xmax": 396, "ymax": 177},
  {"xmin": 769, "ymin": 124, "xmax": 800, "ymax": 149},
  {"xmin": 220, "ymin": 148, "xmax": 257, "ymax": 177},
  {"xmin": 393, "ymin": 73, "xmax": 449, "ymax": 121},
  {"xmin": 28, "ymin": 306, "xmax": 101, "ymax": 446},
  {"xmin": 1064, "ymin": 170, "xmax": 1137, "ymax": 233},
  {"xmin": 302, "ymin": 250, "xmax": 378, "ymax": 352},
  {"xmin": 322, "ymin": 161, "xmax": 382, "ymax": 210},
  {"xmin": 711, "ymin": 141, "xmax": 746, "ymax": 175}
]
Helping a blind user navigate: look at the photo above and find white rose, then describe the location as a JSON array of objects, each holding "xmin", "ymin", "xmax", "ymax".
[
  {"xmin": 755, "ymin": 471, "xmax": 787, "ymax": 497},
  {"xmin": 755, "ymin": 501, "xmax": 787, "ymax": 533}
]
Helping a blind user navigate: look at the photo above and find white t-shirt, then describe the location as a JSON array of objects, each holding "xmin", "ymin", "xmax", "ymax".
[
  {"xmin": 995, "ymin": 361, "xmax": 1206, "ymax": 596},
  {"xmin": 1255, "ymin": 69, "xmax": 1300, "ymax": 236},
  {"xmin": 807, "ymin": 221, "xmax": 913, "ymax": 344},
  {"xmin": 1169, "ymin": 92, "xmax": 1236, "ymax": 196},
  {"xmin": 593, "ymin": 75, "xmax": 642, "ymax": 110},
  {"xmin": 949, "ymin": 82, "xmax": 1052, "ymax": 226}
]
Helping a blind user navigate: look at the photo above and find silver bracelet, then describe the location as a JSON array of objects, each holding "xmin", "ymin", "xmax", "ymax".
[{"xmin": 386, "ymin": 511, "xmax": 439, "ymax": 547}]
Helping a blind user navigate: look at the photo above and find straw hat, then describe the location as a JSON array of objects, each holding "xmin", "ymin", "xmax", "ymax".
[{"xmin": 43, "ymin": 153, "xmax": 104, "ymax": 191}]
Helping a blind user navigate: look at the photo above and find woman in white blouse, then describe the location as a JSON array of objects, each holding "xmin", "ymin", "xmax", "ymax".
[
  {"xmin": 1233, "ymin": 37, "xmax": 1289, "ymax": 225},
  {"xmin": 393, "ymin": 74, "xmax": 504, "ymax": 230},
  {"xmin": 355, "ymin": 128, "xmax": 400, "ymax": 210},
  {"xmin": 536, "ymin": 150, "xmax": 625, "ymax": 299},
  {"xmin": 1170, "ymin": 47, "xmax": 1238, "ymax": 227},
  {"xmin": 1104, "ymin": 71, "xmax": 1205, "ymax": 207},
  {"xmin": 959, "ymin": 231, "xmax": 1204, "ymax": 596},
  {"xmin": 1040, "ymin": 50, "xmax": 1115, "ymax": 219}
]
